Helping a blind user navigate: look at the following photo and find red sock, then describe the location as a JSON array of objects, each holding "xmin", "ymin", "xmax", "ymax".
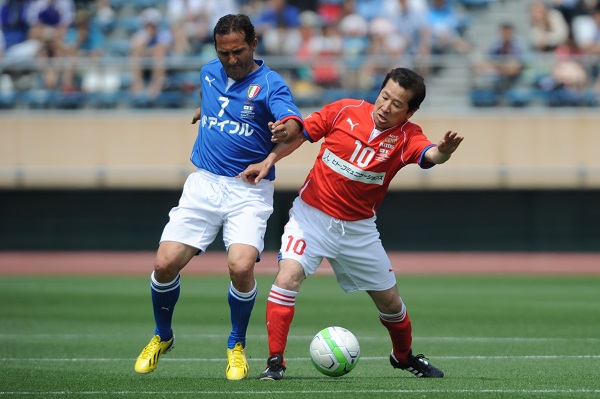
[
  {"xmin": 379, "ymin": 308, "xmax": 412, "ymax": 364},
  {"xmin": 266, "ymin": 285, "xmax": 297, "ymax": 364}
]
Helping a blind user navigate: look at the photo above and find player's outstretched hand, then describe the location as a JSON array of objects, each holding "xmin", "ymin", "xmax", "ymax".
[
  {"xmin": 240, "ymin": 161, "xmax": 270, "ymax": 185},
  {"xmin": 191, "ymin": 108, "xmax": 201, "ymax": 124},
  {"xmin": 437, "ymin": 131, "xmax": 464, "ymax": 155}
]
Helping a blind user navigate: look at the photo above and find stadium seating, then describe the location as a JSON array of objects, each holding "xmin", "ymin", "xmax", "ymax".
[{"xmin": 0, "ymin": 0, "xmax": 598, "ymax": 111}]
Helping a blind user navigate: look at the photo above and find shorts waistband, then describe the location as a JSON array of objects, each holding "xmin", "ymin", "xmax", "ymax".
[{"xmin": 195, "ymin": 168, "xmax": 271, "ymax": 186}]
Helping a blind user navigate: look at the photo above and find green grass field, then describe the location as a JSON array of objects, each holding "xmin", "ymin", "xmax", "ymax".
[{"xmin": 1, "ymin": 274, "xmax": 599, "ymax": 398}]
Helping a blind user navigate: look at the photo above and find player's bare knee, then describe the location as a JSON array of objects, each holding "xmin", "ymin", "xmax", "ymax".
[
  {"xmin": 228, "ymin": 260, "xmax": 255, "ymax": 291},
  {"xmin": 369, "ymin": 289, "xmax": 403, "ymax": 314},
  {"xmin": 274, "ymin": 262, "xmax": 304, "ymax": 291},
  {"xmin": 153, "ymin": 259, "xmax": 180, "ymax": 283},
  {"xmin": 229, "ymin": 266, "xmax": 254, "ymax": 283},
  {"xmin": 154, "ymin": 251, "xmax": 185, "ymax": 282},
  {"xmin": 277, "ymin": 267, "xmax": 304, "ymax": 282},
  {"xmin": 228, "ymin": 257, "xmax": 253, "ymax": 274}
]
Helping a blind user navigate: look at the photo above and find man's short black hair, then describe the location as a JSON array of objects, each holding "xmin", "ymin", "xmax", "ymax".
[
  {"xmin": 379, "ymin": 68, "xmax": 427, "ymax": 112},
  {"xmin": 213, "ymin": 14, "xmax": 257, "ymax": 47}
]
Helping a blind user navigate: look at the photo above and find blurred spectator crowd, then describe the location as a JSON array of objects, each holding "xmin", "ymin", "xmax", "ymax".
[
  {"xmin": 0, "ymin": 0, "xmax": 598, "ymax": 110},
  {"xmin": 470, "ymin": 0, "xmax": 600, "ymax": 107}
]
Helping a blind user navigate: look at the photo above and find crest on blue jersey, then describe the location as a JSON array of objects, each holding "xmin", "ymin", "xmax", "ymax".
[{"xmin": 247, "ymin": 84, "xmax": 262, "ymax": 100}]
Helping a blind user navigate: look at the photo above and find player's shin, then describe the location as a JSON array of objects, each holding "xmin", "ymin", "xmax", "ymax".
[
  {"xmin": 227, "ymin": 280, "xmax": 257, "ymax": 349},
  {"xmin": 151, "ymin": 272, "xmax": 181, "ymax": 341},
  {"xmin": 266, "ymin": 285, "xmax": 297, "ymax": 361},
  {"xmin": 379, "ymin": 303, "xmax": 412, "ymax": 364}
]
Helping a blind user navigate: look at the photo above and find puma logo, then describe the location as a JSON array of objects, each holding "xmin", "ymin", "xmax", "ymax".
[
  {"xmin": 205, "ymin": 76, "xmax": 215, "ymax": 87},
  {"xmin": 161, "ymin": 307, "xmax": 171, "ymax": 312},
  {"xmin": 347, "ymin": 118, "xmax": 359, "ymax": 131}
]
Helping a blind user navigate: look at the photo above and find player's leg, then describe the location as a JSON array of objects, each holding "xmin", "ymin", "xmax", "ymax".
[
  {"xmin": 222, "ymin": 177, "xmax": 275, "ymax": 380},
  {"xmin": 260, "ymin": 198, "xmax": 329, "ymax": 380},
  {"xmin": 135, "ymin": 170, "xmax": 222, "ymax": 374},
  {"xmin": 152, "ymin": 241, "xmax": 198, "ymax": 339},
  {"xmin": 226, "ymin": 243, "xmax": 259, "ymax": 349},
  {"xmin": 333, "ymin": 218, "xmax": 443, "ymax": 378},
  {"xmin": 368, "ymin": 287, "xmax": 412, "ymax": 362},
  {"xmin": 329, "ymin": 220, "xmax": 412, "ymax": 361},
  {"xmin": 134, "ymin": 241, "xmax": 198, "ymax": 374},
  {"xmin": 260, "ymin": 259, "xmax": 305, "ymax": 380},
  {"xmin": 368, "ymin": 287, "xmax": 444, "ymax": 378},
  {"xmin": 331, "ymin": 254, "xmax": 416, "ymax": 368},
  {"xmin": 224, "ymin": 243, "xmax": 259, "ymax": 380}
]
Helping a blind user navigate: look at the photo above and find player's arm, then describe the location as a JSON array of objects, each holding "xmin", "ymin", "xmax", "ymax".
[
  {"xmin": 423, "ymin": 130, "xmax": 464, "ymax": 164},
  {"xmin": 267, "ymin": 79, "xmax": 304, "ymax": 143},
  {"xmin": 240, "ymin": 135, "xmax": 307, "ymax": 184}
]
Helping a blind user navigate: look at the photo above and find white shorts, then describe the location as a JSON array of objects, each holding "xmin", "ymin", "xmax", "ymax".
[
  {"xmin": 161, "ymin": 168, "xmax": 274, "ymax": 254},
  {"xmin": 280, "ymin": 197, "xmax": 396, "ymax": 293}
]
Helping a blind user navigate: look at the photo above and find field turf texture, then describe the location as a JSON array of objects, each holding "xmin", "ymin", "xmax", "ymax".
[{"xmin": 1, "ymin": 274, "xmax": 599, "ymax": 398}]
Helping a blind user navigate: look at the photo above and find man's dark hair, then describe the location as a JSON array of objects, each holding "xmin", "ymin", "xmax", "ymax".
[
  {"xmin": 379, "ymin": 68, "xmax": 426, "ymax": 112},
  {"xmin": 213, "ymin": 14, "xmax": 256, "ymax": 47}
]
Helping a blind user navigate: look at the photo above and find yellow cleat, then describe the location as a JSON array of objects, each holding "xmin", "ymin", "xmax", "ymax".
[
  {"xmin": 226, "ymin": 342, "xmax": 249, "ymax": 380},
  {"xmin": 134, "ymin": 335, "xmax": 174, "ymax": 374}
]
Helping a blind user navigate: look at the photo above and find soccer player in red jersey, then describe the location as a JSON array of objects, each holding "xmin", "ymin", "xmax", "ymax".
[{"xmin": 241, "ymin": 67, "xmax": 463, "ymax": 380}]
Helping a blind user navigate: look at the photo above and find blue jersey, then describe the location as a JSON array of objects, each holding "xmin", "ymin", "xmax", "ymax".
[{"xmin": 190, "ymin": 59, "xmax": 303, "ymax": 181}]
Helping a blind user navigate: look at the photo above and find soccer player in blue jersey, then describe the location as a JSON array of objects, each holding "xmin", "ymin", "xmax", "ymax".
[{"xmin": 134, "ymin": 14, "xmax": 304, "ymax": 380}]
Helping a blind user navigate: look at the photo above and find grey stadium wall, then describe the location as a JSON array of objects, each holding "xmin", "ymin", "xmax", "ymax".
[{"xmin": 1, "ymin": 111, "xmax": 599, "ymax": 251}]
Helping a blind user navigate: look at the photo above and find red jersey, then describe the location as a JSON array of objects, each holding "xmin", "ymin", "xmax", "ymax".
[{"xmin": 299, "ymin": 99, "xmax": 436, "ymax": 221}]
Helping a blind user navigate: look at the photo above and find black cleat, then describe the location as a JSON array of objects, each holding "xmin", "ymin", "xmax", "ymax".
[
  {"xmin": 390, "ymin": 352, "xmax": 444, "ymax": 378},
  {"xmin": 259, "ymin": 354, "xmax": 286, "ymax": 380}
]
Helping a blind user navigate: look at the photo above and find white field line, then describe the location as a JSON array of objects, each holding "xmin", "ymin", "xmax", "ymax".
[
  {"xmin": 1, "ymin": 333, "xmax": 600, "ymax": 343},
  {"xmin": 1, "ymin": 389, "xmax": 600, "ymax": 396}
]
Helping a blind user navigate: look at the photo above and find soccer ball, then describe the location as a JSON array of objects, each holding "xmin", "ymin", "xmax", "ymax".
[{"xmin": 309, "ymin": 326, "xmax": 360, "ymax": 377}]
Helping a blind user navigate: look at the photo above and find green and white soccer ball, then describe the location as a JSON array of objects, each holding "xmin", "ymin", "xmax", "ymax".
[{"xmin": 309, "ymin": 326, "xmax": 360, "ymax": 377}]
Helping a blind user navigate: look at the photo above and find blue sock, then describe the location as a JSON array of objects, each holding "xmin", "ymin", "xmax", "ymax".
[
  {"xmin": 151, "ymin": 272, "xmax": 180, "ymax": 341},
  {"xmin": 227, "ymin": 280, "xmax": 257, "ymax": 349}
]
